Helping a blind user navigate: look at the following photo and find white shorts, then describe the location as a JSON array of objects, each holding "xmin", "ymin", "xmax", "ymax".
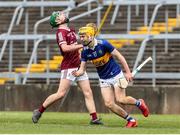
[
  {"xmin": 61, "ymin": 68, "xmax": 88, "ymax": 82},
  {"xmin": 99, "ymin": 72, "xmax": 124, "ymax": 88}
]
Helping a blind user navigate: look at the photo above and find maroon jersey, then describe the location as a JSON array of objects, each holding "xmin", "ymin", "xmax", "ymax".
[{"xmin": 56, "ymin": 27, "xmax": 80, "ymax": 70}]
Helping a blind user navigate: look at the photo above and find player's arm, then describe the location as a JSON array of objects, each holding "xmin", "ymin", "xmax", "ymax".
[
  {"xmin": 72, "ymin": 61, "xmax": 86, "ymax": 77},
  {"xmin": 111, "ymin": 49, "xmax": 133, "ymax": 82},
  {"xmin": 60, "ymin": 42, "xmax": 83, "ymax": 52}
]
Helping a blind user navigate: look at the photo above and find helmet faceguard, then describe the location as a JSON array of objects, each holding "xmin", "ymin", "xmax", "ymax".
[{"xmin": 50, "ymin": 11, "xmax": 69, "ymax": 28}]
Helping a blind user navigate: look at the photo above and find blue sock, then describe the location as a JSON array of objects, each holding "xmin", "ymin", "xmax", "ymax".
[
  {"xmin": 124, "ymin": 114, "xmax": 135, "ymax": 122},
  {"xmin": 135, "ymin": 100, "xmax": 141, "ymax": 107}
]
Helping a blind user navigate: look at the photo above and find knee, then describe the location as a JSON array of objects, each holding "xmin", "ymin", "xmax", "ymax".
[
  {"xmin": 55, "ymin": 89, "xmax": 66, "ymax": 100},
  {"xmin": 104, "ymin": 100, "xmax": 115, "ymax": 109},
  {"xmin": 117, "ymin": 98, "xmax": 126, "ymax": 105},
  {"xmin": 83, "ymin": 89, "xmax": 93, "ymax": 98}
]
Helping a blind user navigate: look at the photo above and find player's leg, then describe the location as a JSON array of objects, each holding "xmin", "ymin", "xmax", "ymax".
[
  {"xmin": 77, "ymin": 80, "xmax": 96, "ymax": 114},
  {"xmin": 114, "ymin": 71, "xmax": 149, "ymax": 117},
  {"xmin": 42, "ymin": 79, "xmax": 71, "ymax": 108},
  {"xmin": 101, "ymin": 86, "xmax": 137, "ymax": 128},
  {"xmin": 114, "ymin": 85, "xmax": 137, "ymax": 105},
  {"xmin": 32, "ymin": 78, "xmax": 71, "ymax": 123},
  {"xmin": 114, "ymin": 84, "xmax": 149, "ymax": 117},
  {"xmin": 114, "ymin": 72, "xmax": 138, "ymax": 105},
  {"xmin": 32, "ymin": 69, "xmax": 73, "ymax": 123},
  {"xmin": 77, "ymin": 79, "xmax": 103, "ymax": 125}
]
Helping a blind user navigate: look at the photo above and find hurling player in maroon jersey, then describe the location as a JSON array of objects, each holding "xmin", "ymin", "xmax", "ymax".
[{"xmin": 32, "ymin": 11, "xmax": 103, "ymax": 125}]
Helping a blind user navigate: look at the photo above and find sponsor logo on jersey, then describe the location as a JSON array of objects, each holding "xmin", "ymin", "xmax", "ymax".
[{"xmin": 92, "ymin": 53, "xmax": 111, "ymax": 67}]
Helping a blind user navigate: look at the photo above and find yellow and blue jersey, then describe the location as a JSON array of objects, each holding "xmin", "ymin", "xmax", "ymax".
[{"xmin": 81, "ymin": 39, "xmax": 121, "ymax": 79}]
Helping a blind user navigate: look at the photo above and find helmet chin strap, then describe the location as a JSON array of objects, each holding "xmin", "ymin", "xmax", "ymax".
[
  {"xmin": 84, "ymin": 37, "xmax": 95, "ymax": 47},
  {"xmin": 83, "ymin": 41, "xmax": 92, "ymax": 46},
  {"xmin": 60, "ymin": 17, "xmax": 69, "ymax": 25},
  {"xmin": 65, "ymin": 17, "xmax": 70, "ymax": 23}
]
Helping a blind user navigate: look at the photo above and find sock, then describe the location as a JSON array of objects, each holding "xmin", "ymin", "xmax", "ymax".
[
  {"xmin": 124, "ymin": 114, "xmax": 135, "ymax": 122},
  {"xmin": 39, "ymin": 105, "xmax": 46, "ymax": 113},
  {"xmin": 90, "ymin": 112, "xmax": 98, "ymax": 121},
  {"xmin": 135, "ymin": 100, "xmax": 141, "ymax": 107}
]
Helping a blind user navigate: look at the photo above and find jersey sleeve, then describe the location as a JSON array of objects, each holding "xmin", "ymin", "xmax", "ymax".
[
  {"xmin": 57, "ymin": 30, "xmax": 67, "ymax": 47},
  {"xmin": 81, "ymin": 50, "xmax": 87, "ymax": 62},
  {"xmin": 103, "ymin": 39, "xmax": 115, "ymax": 53}
]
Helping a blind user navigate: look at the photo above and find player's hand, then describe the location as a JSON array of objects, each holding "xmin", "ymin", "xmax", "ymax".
[
  {"xmin": 125, "ymin": 72, "xmax": 133, "ymax": 82},
  {"xmin": 72, "ymin": 70, "xmax": 79, "ymax": 77},
  {"xmin": 72, "ymin": 70, "xmax": 83, "ymax": 77}
]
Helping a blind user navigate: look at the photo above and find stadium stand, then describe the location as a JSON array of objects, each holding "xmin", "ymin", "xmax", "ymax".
[{"xmin": 0, "ymin": 0, "xmax": 180, "ymax": 85}]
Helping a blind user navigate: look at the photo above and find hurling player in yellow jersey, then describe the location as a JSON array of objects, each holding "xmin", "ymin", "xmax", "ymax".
[{"xmin": 72, "ymin": 26, "xmax": 149, "ymax": 128}]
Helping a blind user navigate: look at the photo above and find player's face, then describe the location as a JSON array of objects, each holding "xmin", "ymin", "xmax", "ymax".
[
  {"xmin": 79, "ymin": 34, "xmax": 92, "ymax": 46},
  {"xmin": 55, "ymin": 12, "xmax": 67, "ymax": 24}
]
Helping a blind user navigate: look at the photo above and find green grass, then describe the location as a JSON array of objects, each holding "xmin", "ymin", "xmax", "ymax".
[{"xmin": 0, "ymin": 112, "xmax": 180, "ymax": 134}]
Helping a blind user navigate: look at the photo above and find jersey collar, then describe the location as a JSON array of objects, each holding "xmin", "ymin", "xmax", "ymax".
[{"xmin": 58, "ymin": 26, "xmax": 70, "ymax": 31}]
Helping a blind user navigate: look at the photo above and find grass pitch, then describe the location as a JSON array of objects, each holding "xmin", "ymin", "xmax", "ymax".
[{"xmin": 0, "ymin": 112, "xmax": 180, "ymax": 134}]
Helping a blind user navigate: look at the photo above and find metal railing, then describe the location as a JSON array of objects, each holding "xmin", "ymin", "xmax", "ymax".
[
  {"xmin": 0, "ymin": 5, "xmax": 23, "ymax": 61},
  {"xmin": 103, "ymin": 0, "xmax": 180, "ymax": 5},
  {"xmin": 34, "ymin": 0, "xmax": 101, "ymax": 35},
  {"xmin": 1, "ymin": 33, "xmax": 180, "ymax": 85},
  {"xmin": 0, "ymin": 1, "xmax": 74, "ymax": 7},
  {"xmin": 104, "ymin": 0, "xmax": 180, "ymax": 33},
  {"xmin": 22, "ymin": 38, "xmax": 44, "ymax": 84},
  {"xmin": 133, "ymin": 1, "xmax": 166, "ymax": 71},
  {"xmin": 0, "ymin": 1, "xmax": 75, "ymax": 61}
]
